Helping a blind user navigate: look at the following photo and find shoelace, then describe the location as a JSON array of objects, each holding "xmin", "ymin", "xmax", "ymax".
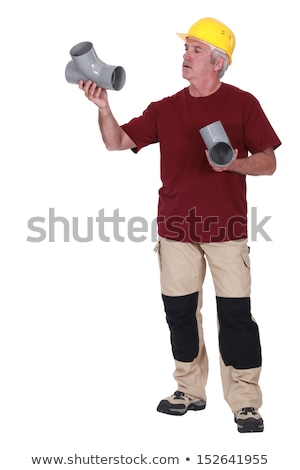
[
  {"xmin": 174, "ymin": 391, "xmax": 190, "ymax": 401},
  {"xmin": 239, "ymin": 407, "xmax": 258, "ymax": 416}
]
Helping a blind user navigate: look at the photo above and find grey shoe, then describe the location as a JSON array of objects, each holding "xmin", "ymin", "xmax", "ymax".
[
  {"xmin": 157, "ymin": 391, "xmax": 206, "ymax": 416},
  {"xmin": 234, "ymin": 407, "xmax": 264, "ymax": 433}
]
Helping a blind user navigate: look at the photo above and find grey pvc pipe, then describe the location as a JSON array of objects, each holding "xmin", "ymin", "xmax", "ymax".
[
  {"xmin": 199, "ymin": 121, "xmax": 234, "ymax": 167},
  {"xmin": 65, "ymin": 41, "xmax": 126, "ymax": 91}
]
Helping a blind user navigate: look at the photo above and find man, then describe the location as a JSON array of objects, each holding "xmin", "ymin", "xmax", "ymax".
[{"xmin": 79, "ymin": 17, "xmax": 281, "ymax": 433}]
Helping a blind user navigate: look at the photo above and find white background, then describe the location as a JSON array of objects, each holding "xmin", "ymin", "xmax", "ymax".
[{"xmin": 1, "ymin": 0, "xmax": 298, "ymax": 468}]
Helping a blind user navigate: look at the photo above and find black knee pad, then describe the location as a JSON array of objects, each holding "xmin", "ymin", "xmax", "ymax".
[
  {"xmin": 162, "ymin": 292, "xmax": 199, "ymax": 362},
  {"xmin": 216, "ymin": 297, "xmax": 262, "ymax": 369}
]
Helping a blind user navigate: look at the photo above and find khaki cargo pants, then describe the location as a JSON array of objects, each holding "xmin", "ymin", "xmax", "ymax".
[{"xmin": 156, "ymin": 236, "xmax": 262, "ymax": 413}]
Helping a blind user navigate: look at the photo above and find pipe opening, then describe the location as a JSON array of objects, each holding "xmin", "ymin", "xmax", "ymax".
[
  {"xmin": 111, "ymin": 67, "xmax": 126, "ymax": 90},
  {"xmin": 209, "ymin": 142, "xmax": 234, "ymax": 166},
  {"xmin": 70, "ymin": 41, "xmax": 93, "ymax": 57}
]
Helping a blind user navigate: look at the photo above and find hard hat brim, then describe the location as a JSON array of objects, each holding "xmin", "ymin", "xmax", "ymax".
[
  {"xmin": 176, "ymin": 32, "xmax": 216, "ymax": 48},
  {"xmin": 176, "ymin": 32, "xmax": 188, "ymax": 41}
]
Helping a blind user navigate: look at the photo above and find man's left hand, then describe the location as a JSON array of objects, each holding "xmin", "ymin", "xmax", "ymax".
[{"xmin": 205, "ymin": 149, "xmax": 238, "ymax": 172}]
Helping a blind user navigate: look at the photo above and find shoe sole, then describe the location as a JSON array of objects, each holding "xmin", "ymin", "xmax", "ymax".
[
  {"xmin": 157, "ymin": 400, "xmax": 206, "ymax": 416},
  {"xmin": 235, "ymin": 418, "xmax": 264, "ymax": 433}
]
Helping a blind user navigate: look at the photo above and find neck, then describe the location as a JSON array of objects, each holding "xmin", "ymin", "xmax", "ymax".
[{"xmin": 188, "ymin": 80, "xmax": 221, "ymax": 97}]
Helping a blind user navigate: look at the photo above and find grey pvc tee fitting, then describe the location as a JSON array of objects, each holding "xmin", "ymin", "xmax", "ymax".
[
  {"xmin": 65, "ymin": 41, "xmax": 126, "ymax": 91},
  {"xmin": 199, "ymin": 121, "xmax": 234, "ymax": 167}
]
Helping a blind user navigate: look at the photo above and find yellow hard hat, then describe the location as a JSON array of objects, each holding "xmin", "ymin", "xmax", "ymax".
[{"xmin": 177, "ymin": 17, "xmax": 235, "ymax": 64}]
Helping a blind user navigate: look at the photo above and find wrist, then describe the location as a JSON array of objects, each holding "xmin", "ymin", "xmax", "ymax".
[{"xmin": 98, "ymin": 105, "xmax": 110, "ymax": 115}]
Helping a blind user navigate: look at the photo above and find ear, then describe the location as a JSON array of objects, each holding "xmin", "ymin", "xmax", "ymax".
[{"xmin": 214, "ymin": 57, "xmax": 225, "ymax": 71}]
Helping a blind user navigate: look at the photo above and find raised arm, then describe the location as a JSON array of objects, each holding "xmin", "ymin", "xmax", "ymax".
[{"xmin": 79, "ymin": 80, "xmax": 136, "ymax": 151}]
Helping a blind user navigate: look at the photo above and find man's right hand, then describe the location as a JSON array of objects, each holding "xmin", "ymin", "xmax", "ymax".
[{"xmin": 79, "ymin": 80, "xmax": 109, "ymax": 109}]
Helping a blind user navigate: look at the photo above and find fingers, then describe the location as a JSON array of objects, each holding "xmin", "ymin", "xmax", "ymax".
[
  {"xmin": 205, "ymin": 149, "xmax": 239, "ymax": 172},
  {"xmin": 78, "ymin": 80, "xmax": 104, "ymax": 99}
]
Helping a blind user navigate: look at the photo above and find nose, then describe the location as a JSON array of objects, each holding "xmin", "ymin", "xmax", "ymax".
[{"xmin": 183, "ymin": 48, "xmax": 192, "ymax": 62}]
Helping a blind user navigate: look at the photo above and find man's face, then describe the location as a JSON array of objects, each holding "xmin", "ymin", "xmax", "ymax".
[{"xmin": 182, "ymin": 38, "xmax": 214, "ymax": 81}]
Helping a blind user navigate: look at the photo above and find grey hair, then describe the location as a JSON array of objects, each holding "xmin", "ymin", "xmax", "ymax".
[{"xmin": 210, "ymin": 49, "xmax": 229, "ymax": 79}]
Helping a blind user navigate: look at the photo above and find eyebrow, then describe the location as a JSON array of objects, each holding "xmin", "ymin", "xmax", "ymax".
[{"xmin": 185, "ymin": 43, "xmax": 204, "ymax": 51}]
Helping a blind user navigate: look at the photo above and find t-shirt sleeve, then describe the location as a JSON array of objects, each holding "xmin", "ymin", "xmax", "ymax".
[
  {"xmin": 243, "ymin": 94, "xmax": 282, "ymax": 154},
  {"xmin": 121, "ymin": 103, "xmax": 159, "ymax": 153}
]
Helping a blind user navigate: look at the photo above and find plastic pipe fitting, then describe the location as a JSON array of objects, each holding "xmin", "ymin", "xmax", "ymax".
[
  {"xmin": 65, "ymin": 41, "xmax": 126, "ymax": 91},
  {"xmin": 199, "ymin": 120, "xmax": 234, "ymax": 167}
]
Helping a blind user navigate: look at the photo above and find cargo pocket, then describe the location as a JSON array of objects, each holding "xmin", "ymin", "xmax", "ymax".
[
  {"xmin": 241, "ymin": 245, "xmax": 251, "ymax": 269},
  {"xmin": 154, "ymin": 237, "xmax": 162, "ymax": 272},
  {"xmin": 240, "ymin": 244, "xmax": 251, "ymax": 296}
]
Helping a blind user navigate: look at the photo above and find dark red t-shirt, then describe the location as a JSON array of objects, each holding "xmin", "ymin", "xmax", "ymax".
[{"xmin": 121, "ymin": 83, "xmax": 281, "ymax": 242}]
